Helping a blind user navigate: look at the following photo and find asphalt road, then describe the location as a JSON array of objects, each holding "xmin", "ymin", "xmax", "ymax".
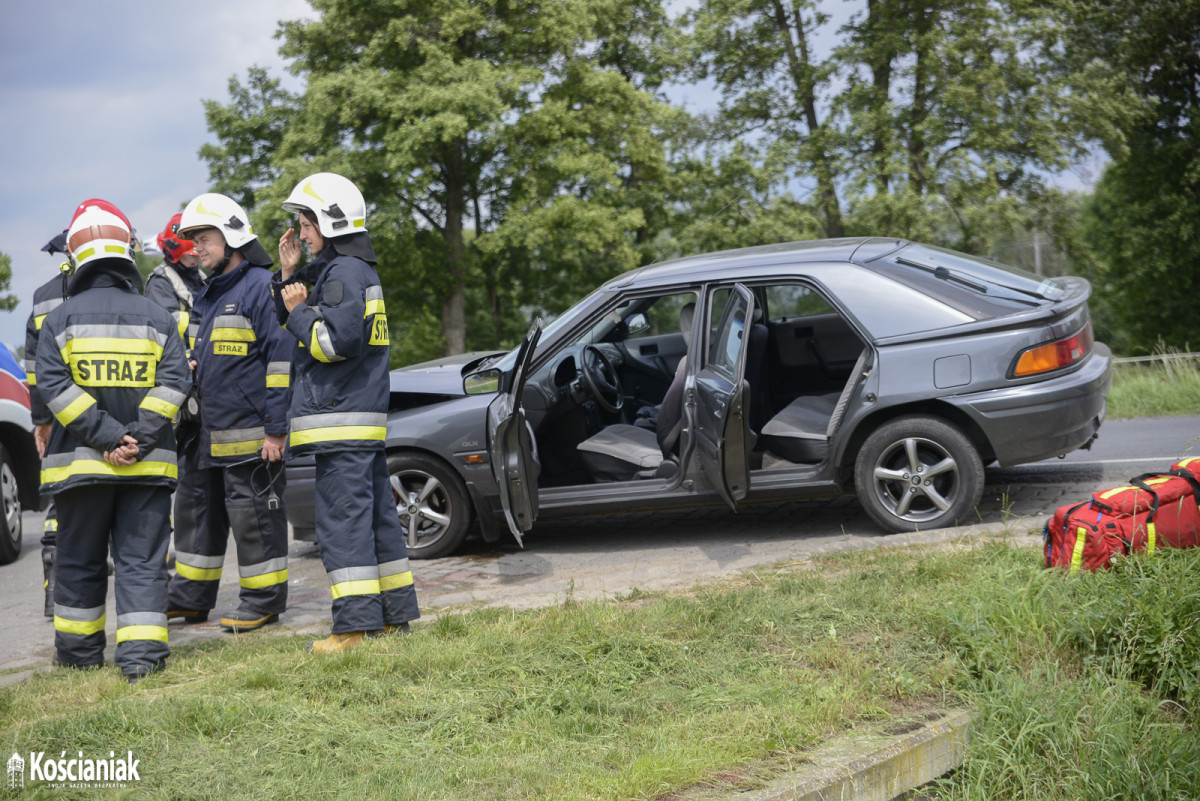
[{"xmin": 1, "ymin": 414, "xmax": 1196, "ymax": 685}]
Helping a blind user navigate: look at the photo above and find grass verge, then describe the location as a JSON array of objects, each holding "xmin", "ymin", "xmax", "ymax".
[
  {"xmin": 1, "ymin": 539, "xmax": 1197, "ymax": 801},
  {"xmin": 1107, "ymin": 353, "xmax": 1200, "ymax": 419}
]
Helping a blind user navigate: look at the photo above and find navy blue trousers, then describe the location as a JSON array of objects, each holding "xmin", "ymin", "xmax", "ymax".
[{"xmin": 315, "ymin": 449, "xmax": 419, "ymax": 633}]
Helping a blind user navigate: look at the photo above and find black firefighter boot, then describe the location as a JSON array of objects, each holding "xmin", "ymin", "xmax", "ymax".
[{"xmin": 42, "ymin": 546, "xmax": 56, "ymax": 619}]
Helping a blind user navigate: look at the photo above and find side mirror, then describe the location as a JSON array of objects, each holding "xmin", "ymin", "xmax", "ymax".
[
  {"xmin": 464, "ymin": 368, "xmax": 501, "ymax": 395},
  {"xmin": 625, "ymin": 312, "xmax": 650, "ymax": 335}
]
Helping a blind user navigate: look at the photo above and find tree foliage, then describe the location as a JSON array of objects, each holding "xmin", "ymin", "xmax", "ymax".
[
  {"xmin": 1069, "ymin": 0, "xmax": 1200, "ymax": 353},
  {"xmin": 196, "ymin": 0, "xmax": 1168, "ymax": 359},
  {"xmin": 0, "ymin": 253, "xmax": 18, "ymax": 313}
]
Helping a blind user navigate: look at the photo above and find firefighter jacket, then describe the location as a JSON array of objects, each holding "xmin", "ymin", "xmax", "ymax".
[
  {"xmin": 25, "ymin": 272, "xmax": 70, "ymax": 425},
  {"xmin": 272, "ymin": 240, "xmax": 390, "ymax": 456},
  {"xmin": 36, "ymin": 262, "xmax": 191, "ymax": 495},
  {"xmin": 144, "ymin": 260, "xmax": 204, "ymax": 351},
  {"xmin": 192, "ymin": 261, "xmax": 293, "ymax": 467}
]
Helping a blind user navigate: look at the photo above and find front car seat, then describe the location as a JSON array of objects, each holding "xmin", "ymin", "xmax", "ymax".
[{"xmin": 577, "ymin": 302, "xmax": 695, "ymax": 481}]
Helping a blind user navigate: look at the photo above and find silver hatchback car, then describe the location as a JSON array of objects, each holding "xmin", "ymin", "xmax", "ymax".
[{"xmin": 286, "ymin": 237, "xmax": 1112, "ymax": 558}]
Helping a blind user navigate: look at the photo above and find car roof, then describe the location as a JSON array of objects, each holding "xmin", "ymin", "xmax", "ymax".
[{"xmin": 606, "ymin": 237, "xmax": 908, "ymax": 290}]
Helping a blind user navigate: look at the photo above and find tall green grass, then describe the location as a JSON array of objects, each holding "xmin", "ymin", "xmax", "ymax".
[
  {"xmin": 1106, "ymin": 353, "xmax": 1200, "ymax": 419},
  {"xmin": 924, "ymin": 546, "xmax": 1200, "ymax": 800},
  {"xmin": 1, "ymin": 541, "xmax": 1196, "ymax": 800}
]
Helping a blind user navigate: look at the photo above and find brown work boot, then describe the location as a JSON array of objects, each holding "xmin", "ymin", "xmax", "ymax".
[
  {"xmin": 306, "ymin": 631, "xmax": 376, "ymax": 653},
  {"xmin": 379, "ymin": 622, "xmax": 411, "ymax": 636}
]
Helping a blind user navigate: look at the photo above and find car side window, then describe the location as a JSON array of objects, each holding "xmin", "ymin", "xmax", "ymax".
[
  {"xmin": 764, "ymin": 284, "xmax": 835, "ymax": 321},
  {"xmin": 622, "ymin": 292, "xmax": 699, "ymax": 342},
  {"xmin": 705, "ymin": 288, "xmax": 748, "ymax": 380}
]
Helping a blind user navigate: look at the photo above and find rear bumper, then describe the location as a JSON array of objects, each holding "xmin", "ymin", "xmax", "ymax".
[{"xmin": 945, "ymin": 343, "xmax": 1113, "ymax": 466}]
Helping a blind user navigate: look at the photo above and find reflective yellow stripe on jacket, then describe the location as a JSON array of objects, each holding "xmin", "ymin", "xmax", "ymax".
[
  {"xmin": 266, "ymin": 361, "xmax": 290, "ymax": 389},
  {"xmin": 40, "ymin": 447, "xmax": 178, "ymax": 485},
  {"xmin": 289, "ymin": 412, "xmax": 387, "ymax": 449},
  {"xmin": 210, "ymin": 426, "xmax": 266, "ymax": 458}
]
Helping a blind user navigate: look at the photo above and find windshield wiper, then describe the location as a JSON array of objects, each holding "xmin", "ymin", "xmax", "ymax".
[
  {"xmin": 896, "ymin": 256, "xmax": 1043, "ymax": 305},
  {"xmin": 895, "ymin": 257, "xmax": 989, "ymax": 293}
]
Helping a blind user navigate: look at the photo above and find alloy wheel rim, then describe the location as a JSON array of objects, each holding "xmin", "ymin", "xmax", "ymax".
[
  {"xmin": 390, "ymin": 469, "xmax": 452, "ymax": 550},
  {"xmin": 870, "ymin": 436, "xmax": 959, "ymax": 523}
]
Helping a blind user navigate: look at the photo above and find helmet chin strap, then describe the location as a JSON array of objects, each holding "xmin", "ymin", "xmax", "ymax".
[{"xmin": 213, "ymin": 244, "xmax": 234, "ymax": 274}]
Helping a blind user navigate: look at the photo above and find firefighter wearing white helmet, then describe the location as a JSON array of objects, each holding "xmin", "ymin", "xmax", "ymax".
[
  {"xmin": 164, "ymin": 192, "xmax": 292, "ymax": 634},
  {"xmin": 275, "ymin": 172, "xmax": 420, "ymax": 653},
  {"xmin": 36, "ymin": 198, "xmax": 190, "ymax": 682}
]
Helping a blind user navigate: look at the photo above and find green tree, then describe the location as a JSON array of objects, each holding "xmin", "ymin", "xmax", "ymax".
[
  {"xmin": 0, "ymin": 252, "xmax": 20, "ymax": 313},
  {"xmin": 835, "ymin": 0, "xmax": 1112, "ymax": 251},
  {"xmin": 1067, "ymin": 0, "xmax": 1200, "ymax": 354},
  {"xmin": 260, "ymin": 0, "xmax": 672, "ymax": 356},
  {"xmin": 199, "ymin": 67, "xmax": 301, "ymax": 212},
  {"xmin": 687, "ymin": 0, "xmax": 846, "ymax": 238}
]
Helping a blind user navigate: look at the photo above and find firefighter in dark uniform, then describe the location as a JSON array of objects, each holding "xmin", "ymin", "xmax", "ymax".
[
  {"xmin": 37, "ymin": 198, "xmax": 190, "ymax": 682},
  {"xmin": 274, "ymin": 172, "xmax": 420, "ymax": 653},
  {"xmin": 144, "ymin": 214, "xmax": 207, "ymax": 622},
  {"xmin": 145, "ymin": 213, "xmax": 205, "ymax": 353},
  {"xmin": 167, "ymin": 193, "xmax": 291, "ymax": 632},
  {"xmin": 26, "ymin": 231, "xmax": 72, "ymax": 618}
]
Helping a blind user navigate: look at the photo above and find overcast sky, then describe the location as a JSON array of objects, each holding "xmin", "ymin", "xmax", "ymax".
[{"xmin": 0, "ymin": 1, "xmax": 315, "ymax": 348}]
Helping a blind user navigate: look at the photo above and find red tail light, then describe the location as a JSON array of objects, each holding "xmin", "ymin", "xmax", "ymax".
[{"xmin": 1013, "ymin": 323, "xmax": 1093, "ymax": 377}]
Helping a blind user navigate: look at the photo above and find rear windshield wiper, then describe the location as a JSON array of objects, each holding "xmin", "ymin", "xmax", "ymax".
[
  {"xmin": 895, "ymin": 256, "xmax": 1043, "ymax": 305},
  {"xmin": 895, "ymin": 257, "xmax": 989, "ymax": 293}
]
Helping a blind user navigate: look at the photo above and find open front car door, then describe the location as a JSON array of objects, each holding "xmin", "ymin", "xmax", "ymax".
[
  {"xmin": 692, "ymin": 284, "xmax": 755, "ymax": 510},
  {"xmin": 486, "ymin": 320, "xmax": 542, "ymax": 546}
]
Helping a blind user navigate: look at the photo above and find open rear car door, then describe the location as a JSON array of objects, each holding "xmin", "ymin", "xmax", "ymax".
[{"xmin": 692, "ymin": 284, "xmax": 754, "ymax": 509}]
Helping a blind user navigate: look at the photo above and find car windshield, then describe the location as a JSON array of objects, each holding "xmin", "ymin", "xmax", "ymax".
[
  {"xmin": 484, "ymin": 285, "xmax": 610, "ymax": 373},
  {"xmin": 867, "ymin": 243, "xmax": 1066, "ymax": 319}
]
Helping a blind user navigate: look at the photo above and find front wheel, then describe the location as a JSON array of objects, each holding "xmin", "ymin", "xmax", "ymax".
[
  {"xmin": 0, "ymin": 443, "xmax": 23, "ymax": 565},
  {"xmin": 854, "ymin": 415, "xmax": 984, "ymax": 533},
  {"xmin": 388, "ymin": 452, "xmax": 471, "ymax": 560}
]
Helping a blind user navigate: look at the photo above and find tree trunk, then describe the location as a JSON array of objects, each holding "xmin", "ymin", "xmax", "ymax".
[
  {"xmin": 769, "ymin": 0, "xmax": 844, "ymax": 238},
  {"xmin": 908, "ymin": 1, "xmax": 930, "ymax": 196},
  {"xmin": 442, "ymin": 140, "xmax": 468, "ymax": 356},
  {"xmin": 868, "ymin": 0, "xmax": 892, "ymax": 194}
]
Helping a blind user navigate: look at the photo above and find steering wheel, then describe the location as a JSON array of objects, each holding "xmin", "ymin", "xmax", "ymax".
[{"xmin": 581, "ymin": 345, "xmax": 624, "ymax": 413}]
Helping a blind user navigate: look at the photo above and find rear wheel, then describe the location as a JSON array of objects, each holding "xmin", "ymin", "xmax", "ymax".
[
  {"xmin": 388, "ymin": 452, "xmax": 471, "ymax": 560},
  {"xmin": 0, "ymin": 444, "xmax": 23, "ymax": 565},
  {"xmin": 854, "ymin": 415, "xmax": 983, "ymax": 533}
]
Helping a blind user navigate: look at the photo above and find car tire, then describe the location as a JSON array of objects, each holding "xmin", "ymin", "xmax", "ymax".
[
  {"xmin": 388, "ymin": 452, "xmax": 471, "ymax": 560},
  {"xmin": 0, "ymin": 443, "xmax": 24, "ymax": 565},
  {"xmin": 854, "ymin": 415, "xmax": 984, "ymax": 533}
]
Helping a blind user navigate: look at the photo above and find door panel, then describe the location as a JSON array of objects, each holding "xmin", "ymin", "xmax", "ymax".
[
  {"xmin": 487, "ymin": 321, "xmax": 542, "ymax": 544},
  {"xmin": 693, "ymin": 284, "xmax": 754, "ymax": 510}
]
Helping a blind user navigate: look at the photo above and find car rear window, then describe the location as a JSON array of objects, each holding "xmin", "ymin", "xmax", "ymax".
[{"xmin": 865, "ymin": 243, "xmax": 1066, "ymax": 319}]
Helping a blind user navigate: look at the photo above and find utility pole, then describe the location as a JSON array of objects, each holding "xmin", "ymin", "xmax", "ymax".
[{"xmin": 1032, "ymin": 226, "xmax": 1042, "ymax": 276}]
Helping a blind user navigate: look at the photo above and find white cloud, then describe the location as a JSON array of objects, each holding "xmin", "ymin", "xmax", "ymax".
[{"xmin": 0, "ymin": 0, "xmax": 314, "ymax": 346}]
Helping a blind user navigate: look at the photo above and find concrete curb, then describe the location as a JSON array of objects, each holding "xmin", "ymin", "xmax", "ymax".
[{"xmin": 742, "ymin": 709, "xmax": 975, "ymax": 801}]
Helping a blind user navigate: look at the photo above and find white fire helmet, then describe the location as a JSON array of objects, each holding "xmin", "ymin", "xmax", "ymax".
[
  {"xmin": 282, "ymin": 172, "xmax": 367, "ymax": 238},
  {"xmin": 177, "ymin": 193, "xmax": 259, "ymax": 249},
  {"xmin": 66, "ymin": 198, "xmax": 134, "ymax": 268}
]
